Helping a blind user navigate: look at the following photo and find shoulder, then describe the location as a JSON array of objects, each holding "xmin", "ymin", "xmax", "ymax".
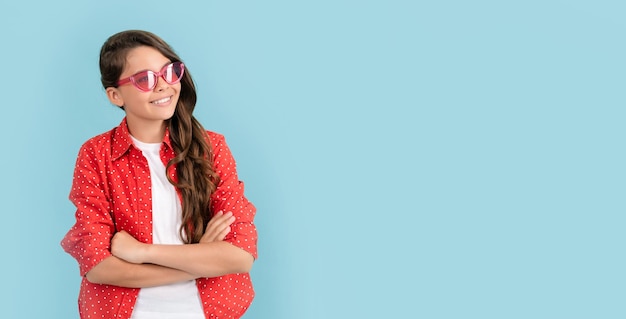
[
  {"xmin": 205, "ymin": 130, "xmax": 237, "ymax": 165},
  {"xmin": 206, "ymin": 130, "xmax": 227, "ymax": 148},
  {"xmin": 76, "ymin": 126, "xmax": 119, "ymax": 159},
  {"xmin": 79, "ymin": 129, "xmax": 113, "ymax": 151},
  {"xmin": 83, "ymin": 129, "xmax": 115, "ymax": 145},
  {"xmin": 206, "ymin": 130, "xmax": 225, "ymax": 142}
]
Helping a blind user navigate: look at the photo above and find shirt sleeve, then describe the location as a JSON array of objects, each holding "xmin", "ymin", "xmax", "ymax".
[
  {"xmin": 60, "ymin": 141, "xmax": 115, "ymax": 277},
  {"xmin": 209, "ymin": 133, "xmax": 258, "ymax": 260}
]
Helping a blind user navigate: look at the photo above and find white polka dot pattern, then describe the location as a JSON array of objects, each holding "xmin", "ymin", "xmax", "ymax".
[{"xmin": 61, "ymin": 118, "xmax": 257, "ymax": 319}]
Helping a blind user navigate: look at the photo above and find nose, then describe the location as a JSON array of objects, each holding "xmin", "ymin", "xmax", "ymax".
[{"xmin": 154, "ymin": 75, "xmax": 168, "ymax": 92}]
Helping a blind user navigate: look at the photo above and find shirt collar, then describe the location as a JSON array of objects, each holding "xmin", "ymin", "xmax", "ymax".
[{"xmin": 111, "ymin": 117, "xmax": 174, "ymax": 161}]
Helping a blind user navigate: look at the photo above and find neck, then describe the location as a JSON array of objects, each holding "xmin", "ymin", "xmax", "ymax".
[{"xmin": 126, "ymin": 119, "xmax": 167, "ymax": 143}]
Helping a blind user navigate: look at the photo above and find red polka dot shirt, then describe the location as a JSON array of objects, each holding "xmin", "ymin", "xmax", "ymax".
[{"xmin": 61, "ymin": 118, "xmax": 258, "ymax": 319}]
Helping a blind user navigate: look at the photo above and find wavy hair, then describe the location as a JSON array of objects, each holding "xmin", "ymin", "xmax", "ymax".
[{"xmin": 99, "ymin": 30, "xmax": 219, "ymax": 244}]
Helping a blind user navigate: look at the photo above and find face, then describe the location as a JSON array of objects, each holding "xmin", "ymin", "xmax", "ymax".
[{"xmin": 106, "ymin": 46, "xmax": 181, "ymax": 137}]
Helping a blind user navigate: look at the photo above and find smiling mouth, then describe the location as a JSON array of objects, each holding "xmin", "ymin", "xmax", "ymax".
[{"xmin": 151, "ymin": 96, "xmax": 172, "ymax": 105}]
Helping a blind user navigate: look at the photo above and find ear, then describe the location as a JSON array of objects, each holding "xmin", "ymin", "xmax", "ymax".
[{"xmin": 105, "ymin": 87, "xmax": 125, "ymax": 107}]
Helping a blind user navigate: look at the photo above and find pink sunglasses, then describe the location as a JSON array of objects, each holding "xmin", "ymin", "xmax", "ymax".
[{"xmin": 117, "ymin": 62, "xmax": 185, "ymax": 92}]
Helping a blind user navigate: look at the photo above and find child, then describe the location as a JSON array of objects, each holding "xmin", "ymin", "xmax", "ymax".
[{"xmin": 61, "ymin": 30, "xmax": 257, "ymax": 319}]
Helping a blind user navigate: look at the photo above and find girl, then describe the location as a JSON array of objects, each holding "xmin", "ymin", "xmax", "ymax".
[{"xmin": 61, "ymin": 30, "xmax": 257, "ymax": 319}]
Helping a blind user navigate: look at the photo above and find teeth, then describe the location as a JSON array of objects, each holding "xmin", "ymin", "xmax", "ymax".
[{"xmin": 152, "ymin": 97, "xmax": 171, "ymax": 105}]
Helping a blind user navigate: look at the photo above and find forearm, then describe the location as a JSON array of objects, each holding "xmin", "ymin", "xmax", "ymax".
[
  {"xmin": 85, "ymin": 255, "xmax": 197, "ymax": 288},
  {"xmin": 142, "ymin": 241, "xmax": 254, "ymax": 278}
]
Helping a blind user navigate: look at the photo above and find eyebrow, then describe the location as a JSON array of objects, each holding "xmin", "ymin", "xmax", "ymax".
[{"xmin": 128, "ymin": 61, "xmax": 174, "ymax": 75}]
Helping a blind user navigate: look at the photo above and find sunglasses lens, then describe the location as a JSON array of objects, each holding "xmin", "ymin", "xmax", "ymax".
[
  {"xmin": 163, "ymin": 62, "xmax": 184, "ymax": 84},
  {"xmin": 133, "ymin": 71, "xmax": 157, "ymax": 91}
]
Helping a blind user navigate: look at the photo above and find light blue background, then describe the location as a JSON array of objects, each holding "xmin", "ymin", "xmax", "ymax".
[{"xmin": 1, "ymin": 1, "xmax": 624, "ymax": 318}]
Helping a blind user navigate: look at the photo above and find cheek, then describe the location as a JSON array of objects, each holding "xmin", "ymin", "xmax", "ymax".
[
  {"xmin": 119, "ymin": 87, "xmax": 149, "ymax": 102},
  {"xmin": 174, "ymin": 83, "xmax": 183, "ymax": 94},
  {"xmin": 124, "ymin": 94, "xmax": 152, "ymax": 109},
  {"xmin": 171, "ymin": 85, "xmax": 183, "ymax": 101}
]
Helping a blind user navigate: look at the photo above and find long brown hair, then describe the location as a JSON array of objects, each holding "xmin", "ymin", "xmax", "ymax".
[{"xmin": 99, "ymin": 30, "xmax": 219, "ymax": 244}]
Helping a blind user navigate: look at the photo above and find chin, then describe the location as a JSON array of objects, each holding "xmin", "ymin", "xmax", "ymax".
[{"xmin": 162, "ymin": 109, "xmax": 177, "ymax": 120}]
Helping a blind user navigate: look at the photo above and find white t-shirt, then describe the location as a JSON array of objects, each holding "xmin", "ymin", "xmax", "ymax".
[{"xmin": 130, "ymin": 136, "xmax": 204, "ymax": 319}]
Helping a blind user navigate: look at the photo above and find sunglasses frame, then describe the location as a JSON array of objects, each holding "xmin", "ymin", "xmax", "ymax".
[{"xmin": 117, "ymin": 62, "xmax": 185, "ymax": 92}]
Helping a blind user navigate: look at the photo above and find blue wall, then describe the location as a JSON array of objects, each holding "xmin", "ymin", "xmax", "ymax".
[{"xmin": 1, "ymin": 1, "xmax": 625, "ymax": 318}]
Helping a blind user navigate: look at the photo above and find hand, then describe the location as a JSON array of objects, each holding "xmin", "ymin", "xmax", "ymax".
[
  {"xmin": 111, "ymin": 230, "xmax": 148, "ymax": 264},
  {"xmin": 200, "ymin": 211, "xmax": 235, "ymax": 243}
]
